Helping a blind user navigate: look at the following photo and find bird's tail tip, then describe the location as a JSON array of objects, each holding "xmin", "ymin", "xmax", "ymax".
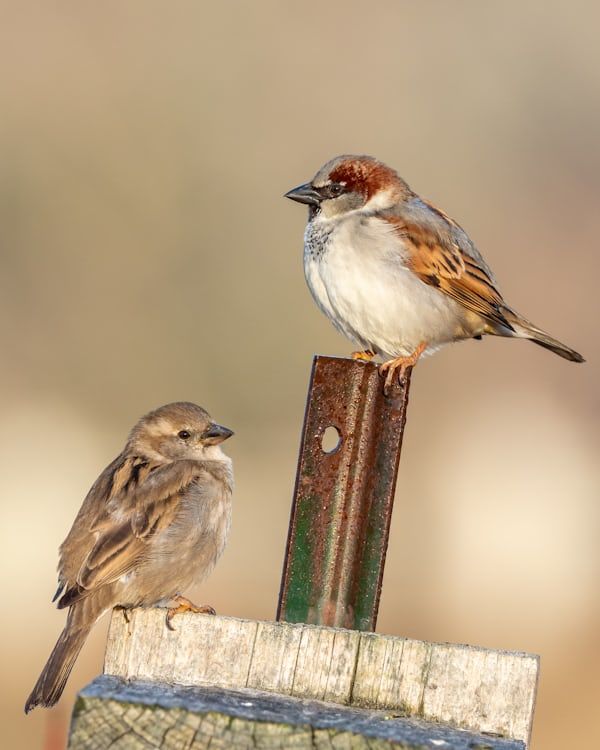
[
  {"xmin": 507, "ymin": 313, "xmax": 585, "ymax": 363},
  {"xmin": 24, "ymin": 625, "xmax": 89, "ymax": 714},
  {"xmin": 24, "ymin": 678, "xmax": 61, "ymax": 714},
  {"xmin": 24, "ymin": 691, "xmax": 48, "ymax": 715}
]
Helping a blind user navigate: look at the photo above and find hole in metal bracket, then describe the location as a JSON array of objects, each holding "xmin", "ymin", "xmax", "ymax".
[{"xmin": 321, "ymin": 425, "xmax": 342, "ymax": 454}]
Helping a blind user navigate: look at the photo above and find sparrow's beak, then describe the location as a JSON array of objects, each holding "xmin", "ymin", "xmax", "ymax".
[
  {"xmin": 202, "ymin": 423, "xmax": 234, "ymax": 445},
  {"xmin": 284, "ymin": 182, "xmax": 321, "ymax": 207}
]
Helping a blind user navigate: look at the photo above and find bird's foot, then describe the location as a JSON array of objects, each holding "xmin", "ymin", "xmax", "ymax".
[
  {"xmin": 351, "ymin": 349, "xmax": 375, "ymax": 362},
  {"xmin": 166, "ymin": 595, "xmax": 216, "ymax": 631},
  {"xmin": 116, "ymin": 605, "xmax": 131, "ymax": 624},
  {"xmin": 379, "ymin": 342, "xmax": 426, "ymax": 394}
]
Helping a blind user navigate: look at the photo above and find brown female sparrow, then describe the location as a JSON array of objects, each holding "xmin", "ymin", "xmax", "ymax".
[
  {"xmin": 285, "ymin": 155, "xmax": 584, "ymax": 390},
  {"xmin": 25, "ymin": 402, "xmax": 234, "ymax": 713}
]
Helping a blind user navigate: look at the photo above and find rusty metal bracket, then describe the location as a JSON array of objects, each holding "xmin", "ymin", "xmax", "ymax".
[{"xmin": 277, "ymin": 355, "xmax": 411, "ymax": 632}]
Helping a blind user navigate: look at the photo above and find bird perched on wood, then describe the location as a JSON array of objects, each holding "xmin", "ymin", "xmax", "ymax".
[
  {"xmin": 25, "ymin": 402, "xmax": 234, "ymax": 713},
  {"xmin": 285, "ymin": 155, "xmax": 584, "ymax": 391}
]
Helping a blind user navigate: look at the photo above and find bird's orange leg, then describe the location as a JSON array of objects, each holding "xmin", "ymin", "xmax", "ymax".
[
  {"xmin": 166, "ymin": 595, "xmax": 216, "ymax": 631},
  {"xmin": 379, "ymin": 342, "xmax": 427, "ymax": 394},
  {"xmin": 351, "ymin": 349, "xmax": 375, "ymax": 362}
]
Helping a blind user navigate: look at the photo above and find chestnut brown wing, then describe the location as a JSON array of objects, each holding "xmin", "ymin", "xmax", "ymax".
[{"xmin": 384, "ymin": 199, "xmax": 514, "ymax": 331}]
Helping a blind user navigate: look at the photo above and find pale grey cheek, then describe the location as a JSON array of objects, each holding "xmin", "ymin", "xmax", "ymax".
[{"xmin": 319, "ymin": 194, "xmax": 361, "ymax": 218}]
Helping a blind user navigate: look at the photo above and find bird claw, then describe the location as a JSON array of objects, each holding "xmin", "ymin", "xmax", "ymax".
[
  {"xmin": 379, "ymin": 342, "xmax": 426, "ymax": 395},
  {"xmin": 165, "ymin": 596, "xmax": 216, "ymax": 631}
]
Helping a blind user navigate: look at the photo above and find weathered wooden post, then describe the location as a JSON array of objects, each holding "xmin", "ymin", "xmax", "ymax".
[{"xmin": 68, "ymin": 358, "xmax": 539, "ymax": 749}]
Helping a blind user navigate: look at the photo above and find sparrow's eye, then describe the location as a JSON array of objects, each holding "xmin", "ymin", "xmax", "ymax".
[
  {"xmin": 177, "ymin": 430, "xmax": 191, "ymax": 440},
  {"xmin": 316, "ymin": 183, "xmax": 345, "ymax": 200}
]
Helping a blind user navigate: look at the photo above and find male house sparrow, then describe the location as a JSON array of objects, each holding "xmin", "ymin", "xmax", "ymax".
[
  {"xmin": 25, "ymin": 402, "xmax": 234, "ymax": 713},
  {"xmin": 285, "ymin": 155, "xmax": 584, "ymax": 390}
]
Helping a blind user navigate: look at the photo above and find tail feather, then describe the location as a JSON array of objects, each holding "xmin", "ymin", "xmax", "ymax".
[
  {"xmin": 504, "ymin": 311, "xmax": 585, "ymax": 363},
  {"xmin": 24, "ymin": 623, "xmax": 91, "ymax": 713}
]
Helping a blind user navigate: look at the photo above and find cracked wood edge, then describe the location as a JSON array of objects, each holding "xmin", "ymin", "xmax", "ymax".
[
  {"xmin": 103, "ymin": 609, "xmax": 539, "ymax": 744},
  {"xmin": 68, "ymin": 676, "xmax": 526, "ymax": 750},
  {"xmin": 68, "ymin": 692, "xmax": 432, "ymax": 750}
]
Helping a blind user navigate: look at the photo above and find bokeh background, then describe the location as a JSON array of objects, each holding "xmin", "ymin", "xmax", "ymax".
[{"xmin": 1, "ymin": 2, "xmax": 598, "ymax": 748}]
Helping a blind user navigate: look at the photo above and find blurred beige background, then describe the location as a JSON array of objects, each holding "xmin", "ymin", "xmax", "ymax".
[{"xmin": 1, "ymin": 2, "xmax": 598, "ymax": 748}]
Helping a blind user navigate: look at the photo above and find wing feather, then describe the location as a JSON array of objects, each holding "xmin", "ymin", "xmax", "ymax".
[
  {"xmin": 383, "ymin": 198, "xmax": 513, "ymax": 331},
  {"xmin": 56, "ymin": 457, "xmax": 207, "ymax": 608}
]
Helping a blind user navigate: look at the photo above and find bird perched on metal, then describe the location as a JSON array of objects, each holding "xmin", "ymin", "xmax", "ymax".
[
  {"xmin": 285, "ymin": 155, "xmax": 584, "ymax": 391},
  {"xmin": 25, "ymin": 402, "xmax": 234, "ymax": 712}
]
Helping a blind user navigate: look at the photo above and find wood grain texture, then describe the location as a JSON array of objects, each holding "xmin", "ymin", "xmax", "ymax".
[
  {"xmin": 103, "ymin": 609, "xmax": 538, "ymax": 744},
  {"xmin": 68, "ymin": 675, "xmax": 527, "ymax": 750}
]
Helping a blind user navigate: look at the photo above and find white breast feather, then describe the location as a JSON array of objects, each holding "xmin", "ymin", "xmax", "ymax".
[{"xmin": 304, "ymin": 213, "xmax": 466, "ymax": 358}]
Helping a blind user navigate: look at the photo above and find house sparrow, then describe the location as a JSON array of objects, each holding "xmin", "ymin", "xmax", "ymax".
[
  {"xmin": 25, "ymin": 402, "xmax": 234, "ymax": 713},
  {"xmin": 285, "ymin": 155, "xmax": 584, "ymax": 390}
]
